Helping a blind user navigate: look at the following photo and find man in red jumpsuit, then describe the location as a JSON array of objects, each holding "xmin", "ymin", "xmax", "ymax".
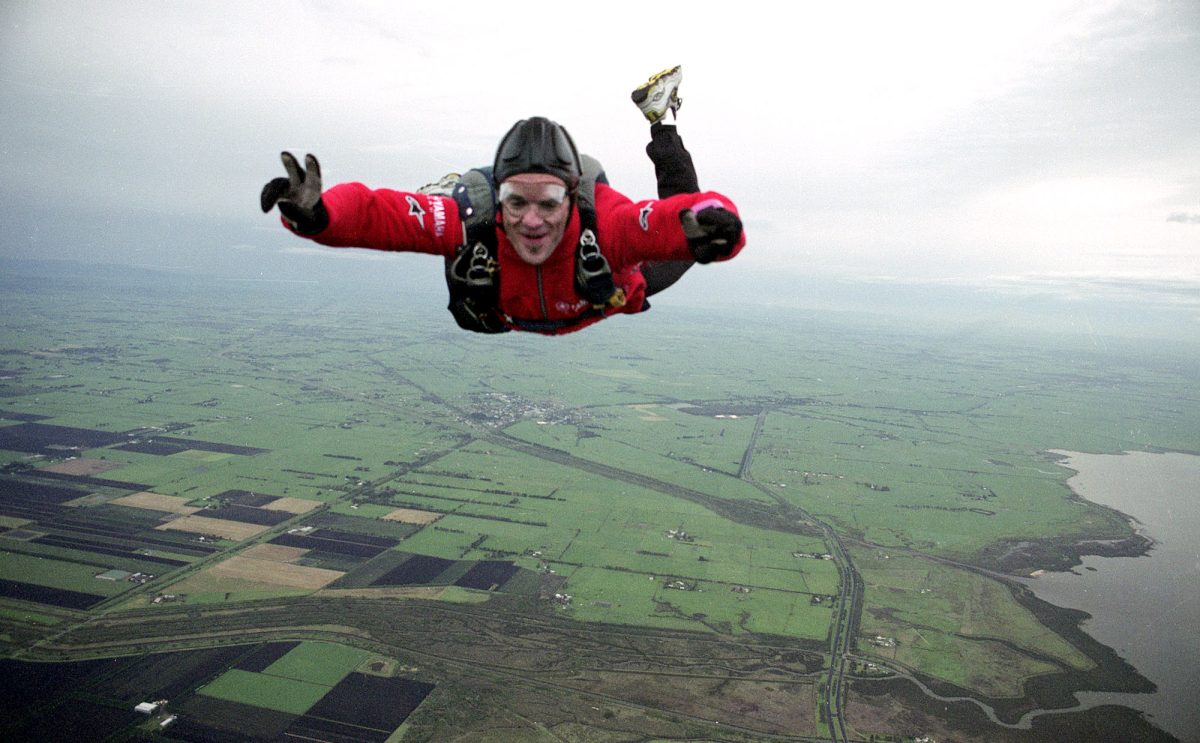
[{"xmin": 261, "ymin": 91, "xmax": 742, "ymax": 336}]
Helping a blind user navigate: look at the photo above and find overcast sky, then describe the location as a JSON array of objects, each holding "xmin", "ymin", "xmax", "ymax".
[{"xmin": 1, "ymin": 1, "xmax": 1197, "ymax": 294}]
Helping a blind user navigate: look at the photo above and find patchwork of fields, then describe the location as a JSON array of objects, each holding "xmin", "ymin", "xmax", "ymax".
[
  {"xmin": 0, "ymin": 641, "xmax": 429, "ymax": 742},
  {"xmin": 1, "ymin": 268, "xmax": 1195, "ymax": 742}
]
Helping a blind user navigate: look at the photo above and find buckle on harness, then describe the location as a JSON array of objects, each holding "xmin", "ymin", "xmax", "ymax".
[
  {"xmin": 453, "ymin": 242, "xmax": 498, "ymax": 288},
  {"xmin": 576, "ymin": 229, "xmax": 625, "ymax": 309},
  {"xmin": 446, "ymin": 242, "xmax": 508, "ymax": 334}
]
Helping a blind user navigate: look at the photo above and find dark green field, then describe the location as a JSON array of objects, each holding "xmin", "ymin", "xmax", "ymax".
[{"xmin": 1, "ymin": 260, "xmax": 1195, "ymax": 742}]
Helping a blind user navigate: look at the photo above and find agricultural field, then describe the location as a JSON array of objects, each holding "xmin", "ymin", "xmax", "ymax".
[
  {"xmin": 0, "ymin": 640, "xmax": 428, "ymax": 742},
  {"xmin": 1, "ymin": 262, "xmax": 1197, "ymax": 742}
]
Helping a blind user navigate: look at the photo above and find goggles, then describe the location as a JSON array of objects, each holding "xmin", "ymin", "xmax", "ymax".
[{"xmin": 498, "ymin": 181, "xmax": 569, "ymax": 218}]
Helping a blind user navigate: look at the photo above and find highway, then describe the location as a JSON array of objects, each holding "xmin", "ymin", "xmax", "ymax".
[{"xmin": 739, "ymin": 419, "xmax": 863, "ymax": 743}]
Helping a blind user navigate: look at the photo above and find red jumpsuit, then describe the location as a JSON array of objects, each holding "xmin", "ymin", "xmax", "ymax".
[{"xmin": 287, "ymin": 181, "xmax": 745, "ymax": 334}]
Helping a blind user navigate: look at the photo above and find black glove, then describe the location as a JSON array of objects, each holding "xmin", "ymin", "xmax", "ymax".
[
  {"xmin": 679, "ymin": 206, "xmax": 742, "ymax": 263},
  {"xmin": 261, "ymin": 152, "xmax": 329, "ymax": 234}
]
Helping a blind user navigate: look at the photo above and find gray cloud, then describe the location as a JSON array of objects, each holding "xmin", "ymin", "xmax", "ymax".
[{"xmin": 2, "ymin": 0, "xmax": 1198, "ymax": 285}]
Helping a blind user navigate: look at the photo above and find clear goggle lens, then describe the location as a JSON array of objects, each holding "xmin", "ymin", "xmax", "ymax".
[{"xmin": 498, "ymin": 182, "xmax": 568, "ymax": 218}]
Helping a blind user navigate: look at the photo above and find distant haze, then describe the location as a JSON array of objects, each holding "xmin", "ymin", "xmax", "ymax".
[{"xmin": 2, "ymin": 1, "xmax": 1197, "ymax": 299}]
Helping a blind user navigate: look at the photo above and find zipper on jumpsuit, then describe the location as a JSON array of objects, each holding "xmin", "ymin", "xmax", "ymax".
[{"xmin": 535, "ymin": 267, "xmax": 549, "ymax": 319}]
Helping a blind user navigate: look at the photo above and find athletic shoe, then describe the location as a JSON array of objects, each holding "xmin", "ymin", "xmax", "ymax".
[{"xmin": 631, "ymin": 65, "xmax": 682, "ymax": 123}]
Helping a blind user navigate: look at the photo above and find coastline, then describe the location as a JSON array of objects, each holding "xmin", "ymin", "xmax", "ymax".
[
  {"xmin": 850, "ymin": 675, "xmax": 1176, "ymax": 743},
  {"xmin": 1020, "ymin": 450, "xmax": 1200, "ymax": 742},
  {"xmin": 974, "ymin": 450, "xmax": 1158, "ymax": 576},
  {"xmin": 850, "ymin": 449, "xmax": 1199, "ymax": 742},
  {"xmin": 848, "ymin": 547, "xmax": 1171, "ymax": 742},
  {"xmin": 974, "ymin": 531, "xmax": 1152, "ymax": 576}
]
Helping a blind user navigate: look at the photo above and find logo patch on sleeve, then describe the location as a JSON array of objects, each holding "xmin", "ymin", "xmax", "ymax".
[
  {"xmin": 406, "ymin": 195, "xmax": 427, "ymax": 229},
  {"xmin": 639, "ymin": 203, "xmax": 654, "ymax": 231},
  {"xmin": 428, "ymin": 195, "xmax": 448, "ymax": 238}
]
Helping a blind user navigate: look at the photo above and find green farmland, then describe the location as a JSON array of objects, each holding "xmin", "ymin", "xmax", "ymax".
[{"xmin": 1, "ymin": 263, "xmax": 1196, "ymax": 742}]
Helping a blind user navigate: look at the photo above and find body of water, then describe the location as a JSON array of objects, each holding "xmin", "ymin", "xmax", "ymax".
[{"xmin": 1023, "ymin": 451, "xmax": 1200, "ymax": 743}]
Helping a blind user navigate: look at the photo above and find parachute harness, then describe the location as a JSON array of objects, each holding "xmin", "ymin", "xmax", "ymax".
[{"xmin": 440, "ymin": 155, "xmax": 624, "ymax": 333}]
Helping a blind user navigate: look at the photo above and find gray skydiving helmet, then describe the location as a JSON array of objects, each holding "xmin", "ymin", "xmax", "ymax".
[{"xmin": 493, "ymin": 116, "xmax": 582, "ymax": 190}]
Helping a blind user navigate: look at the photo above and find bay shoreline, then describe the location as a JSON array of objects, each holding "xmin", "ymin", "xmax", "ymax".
[{"xmin": 851, "ymin": 449, "xmax": 1198, "ymax": 742}]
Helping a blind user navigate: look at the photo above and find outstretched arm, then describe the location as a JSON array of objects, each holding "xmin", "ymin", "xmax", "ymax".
[
  {"xmin": 261, "ymin": 153, "xmax": 463, "ymax": 257},
  {"xmin": 597, "ymin": 185, "xmax": 744, "ymax": 268}
]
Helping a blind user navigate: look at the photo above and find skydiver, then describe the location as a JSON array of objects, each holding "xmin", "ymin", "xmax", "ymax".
[{"xmin": 261, "ymin": 65, "xmax": 743, "ymax": 335}]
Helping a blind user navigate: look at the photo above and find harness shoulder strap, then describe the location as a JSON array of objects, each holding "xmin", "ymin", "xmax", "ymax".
[
  {"xmin": 443, "ymin": 168, "xmax": 509, "ymax": 333},
  {"xmin": 573, "ymin": 155, "xmax": 623, "ymax": 309},
  {"xmin": 453, "ymin": 168, "xmax": 498, "ymax": 247}
]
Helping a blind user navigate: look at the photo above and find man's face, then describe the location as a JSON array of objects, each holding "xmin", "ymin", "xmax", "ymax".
[{"xmin": 499, "ymin": 174, "xmax": 572, "ymax": 266}]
